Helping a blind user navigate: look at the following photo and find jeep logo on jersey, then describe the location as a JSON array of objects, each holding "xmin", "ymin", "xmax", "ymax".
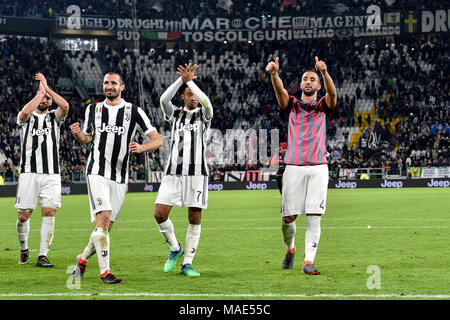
[
  {"xmin": 97, "ymin": 123, "xmax": 126, "ymax": 135},
  {"xmin": 30, "ymin": 128, "xmax": 52, "ymax": 136},
  {"xmin": 177, "ymin": 123, "xmax": 200, "ymax": 132}
]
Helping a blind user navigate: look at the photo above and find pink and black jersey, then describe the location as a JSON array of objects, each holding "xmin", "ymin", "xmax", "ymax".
[{"xmin": 284, "ymin": 96, "xmax": 333, "ymax": 166}]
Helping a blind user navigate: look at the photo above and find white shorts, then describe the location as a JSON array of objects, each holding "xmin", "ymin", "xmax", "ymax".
[
  {"xmin": 156, "ymin": 175, "xmax": 208, "ymax": 209},
  {"xmin": 86, "ymin": 175, "xmax": 128, "ymax": 223},
  {"xmin": 281, "ymin": 164, "xmax": 329, "ymax": 217},
  {"xmin": 15, "ymin": 173, "xmax": 61, "ymax": 211}
]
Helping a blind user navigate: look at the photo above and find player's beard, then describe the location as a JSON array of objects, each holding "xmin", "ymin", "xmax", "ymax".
[
  {"xmin": 104, "ymin": 90, "xmax": 120, "ymax": 100},
  {"xmin": 37, "ymin": 104, "xmax": 49, "ymax": 112},
  {"xmin": 301, "ymin": 87, "xmax": 317, "ymax": 97},
  {"xmin": 186, "ymin": 100, "xmax": 198, "ymax": 110}
]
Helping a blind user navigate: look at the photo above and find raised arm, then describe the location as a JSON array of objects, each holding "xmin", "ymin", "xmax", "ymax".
[
  {"xmin": 266, "ymin": 57, "xmax": 289, "ymax": 109},
  {"xmin": 35, "ymin": 73, "xmax": 69, "ymax": 119},
  {"xmin": 160, "ymin": 77, "xmax": 183, "ymax": 118},
  {"xmin": 18, "ymin": 82, "xmax": 46, "ymax": 122},
  {"xmin": 315, "ymin": 56, "xmax": 337, "ymax": 110}
]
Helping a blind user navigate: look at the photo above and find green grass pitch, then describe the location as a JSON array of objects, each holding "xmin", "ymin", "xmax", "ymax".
[{"xmin": 0, "ymin": 188, "xmax": 449, "ymax": 300}]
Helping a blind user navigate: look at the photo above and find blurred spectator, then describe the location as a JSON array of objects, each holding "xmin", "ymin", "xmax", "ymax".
[
  {"xmin": 0, "ymin": 30, "xmax": 448, "ymax": 182},
  {"xmin": 0, "ymin": 0, "xmax": 447, "ymax": 19}
]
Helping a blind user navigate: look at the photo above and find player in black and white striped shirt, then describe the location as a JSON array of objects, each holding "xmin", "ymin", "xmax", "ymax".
[
  {"xmin": 70, "ymin": 72, "xmax": 162, "ymax": 284},
  {"xmin": 154, "ymin": 63, "xmax": 213, "ymax": 277},
  {"xmin": 163, "ymin": 80, "xmax": 210, "ymax": 176},
  {"xmin": 81, "ymin": 95, "xmax": 155, "ymax": 183},
  {"xmin": 15, "ymin": 73, "xmax": 69, "ymax": 268}
]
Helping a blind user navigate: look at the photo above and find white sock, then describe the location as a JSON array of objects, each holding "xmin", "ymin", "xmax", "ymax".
[
  {"xmin": 158, "ymin": 218, "xmax": 180, "ymax": 251},
  {"xmin": 39, "ymin": 216, "xmax": 55, "ymax": 257},
  {"xmin": 81, "ymin": 231, "xmax": 97, "ymax": 261},
  {"xmin": 183, "ymin": 224, "xmax": 201, "ymax": 265},
  {"xmin": 281, "ymin": 220, "xmax": 296, "ymax": 252},
  {"xmin": 92, "ymin": 228, "xmax": 110, "ymax": 275},
  {"xmin": 305, "ymin": 215, "xmax": 321, "ymax": 263},
  {"xmin": 17, "ymin": 218, "xmax": 30, "ymax": 251}
]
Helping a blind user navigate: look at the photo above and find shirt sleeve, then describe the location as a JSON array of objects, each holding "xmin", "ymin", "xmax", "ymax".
[
  {"xmin": 135, "ymin": 106, "xmax": 156, "ymax": 137},
  {"xmin": 53, "ymin": 110, "xmax": 66, "ymax": 126},
  {"xmin": 16, "ymin": 112, "xmax": 29, "ymax": 126},
  {"xmin": 318, "ymin": 96, "xmax": 336, "ymax": 114},
  {"xmin": 186, "ymin": 80, "xmax": 213, "ymax": 123},
  {"xmin": 82, "ymin": 104, "xmax": 94, "ymax": 135},
  {"xmin": 160, "ymin": 77, "xmax": 183, "ymax": 122},
  {"xmin": 287, "ymin": 96, "xmax": 299, "ymax": 111}
]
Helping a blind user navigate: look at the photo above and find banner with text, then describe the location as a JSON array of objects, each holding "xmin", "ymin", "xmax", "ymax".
[
  {"xmin": 2, "ymin": 9, "xmax": 448, "ymax": 41},
  {"xmin": 420, "ymin": 167, "xmax": 450, "ymax": 179},
  {"xmin": 54, "ymin": 10, "xmax": 408, "ymax": 42}
]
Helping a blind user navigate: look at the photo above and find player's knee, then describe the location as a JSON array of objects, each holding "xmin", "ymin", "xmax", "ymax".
[
  {"xmin": 95, "ymin": 211, "xmax": 111, "ymax": 229},
  {"xmin": 188, "ymin": 214, "xmax": 201, "ymax": 225},
  {"xmin": 154, "ymin": 209, "xmax": 168, "ymax": 224},
  {"xmin": 282, "ymin": 215, "xmax": 297, "ymax": 224},
  {"xmin": 188, "ymin": 208, "xmax": 202, "ymax": 224},
  {"xmin": 42, "ymin": 208, "xmax": 56, "ymax": 217},
  {"xmin": 17, "ymin": 211, "xmax": 31, "ymax": 223},
  {"xmin": 154, "ymin": 205, "xmax": 170, "ymax": 223}
]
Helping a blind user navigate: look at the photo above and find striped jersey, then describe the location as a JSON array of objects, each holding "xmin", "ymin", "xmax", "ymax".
[
  {"xmin": 284, "ymin": 96, "xmax": 333, "ymax": 166},
  {"xmin": 82, "ymin": 99, "xmax": 156, "ymax": 183},
  {"xmin": 164, "ymin": 106, "xmax": 211, "ymax": 176},
  {"xmin": 17, "ymin": 110, "xmax": 65, "ymax": 174}
]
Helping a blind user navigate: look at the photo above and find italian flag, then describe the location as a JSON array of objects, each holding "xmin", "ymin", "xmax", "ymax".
[{"xmin": 142, "ymin": 31, "xmax": 182, "ymax": 41}]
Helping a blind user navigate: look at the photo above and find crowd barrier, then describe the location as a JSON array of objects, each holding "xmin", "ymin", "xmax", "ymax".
[{"xmin": 0, "ymin": 178, "xmax": 448, "ymax": 197}]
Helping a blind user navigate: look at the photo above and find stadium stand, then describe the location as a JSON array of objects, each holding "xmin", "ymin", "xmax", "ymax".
[
  {"xmin": 0, "ymin": 2, "xmax": 448, "ymax": 183},
  {"xmin": 0, "ymin": 0, "xmax": 447, "ymax": 18}
]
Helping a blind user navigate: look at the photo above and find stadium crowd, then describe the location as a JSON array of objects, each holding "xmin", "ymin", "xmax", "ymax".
[
  {"xmin": 0, "ymin": 0, "xmax": 447, "ymax": 19},
  {"xmin": 0, "ymin": 30, "xmax": 449, "ymax": 182}
]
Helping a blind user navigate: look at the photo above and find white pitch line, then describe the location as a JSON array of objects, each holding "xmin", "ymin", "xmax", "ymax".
[
  {"xmin": 246, "ymin": 226, "xmax": 449, "ymax": 230},
  {"xmin": 323, "ymin": 218, "xmax": 450, "ymax": 221},
  {"xmin": 0, "ymin": 226, "xmax": 448, "ymax": 233},
  {"xmin": 0, "ymin": 292, "xmax": 449, "ymax": 299},
  {"xmin": 2, "ymin": 217, "xmax": 449, "ymax": 227}
]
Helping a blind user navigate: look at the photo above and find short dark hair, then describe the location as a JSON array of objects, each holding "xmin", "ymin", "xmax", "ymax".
[
  {"xmin": 104, "ymin": 72, "xmax": 124, "ymax": 85},
  {"xmin": 178, "ymin": 79, "xmax": 205, "ymax": 97}
]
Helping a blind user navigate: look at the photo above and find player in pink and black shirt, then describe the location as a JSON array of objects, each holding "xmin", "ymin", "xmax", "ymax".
[
  {"xmin": 266, "ymin": 56, "xmax": 337, "ymax": 275},
  {"xmin": 284, "ymin": 95, "xmax": 333, "ymax": 167}
]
